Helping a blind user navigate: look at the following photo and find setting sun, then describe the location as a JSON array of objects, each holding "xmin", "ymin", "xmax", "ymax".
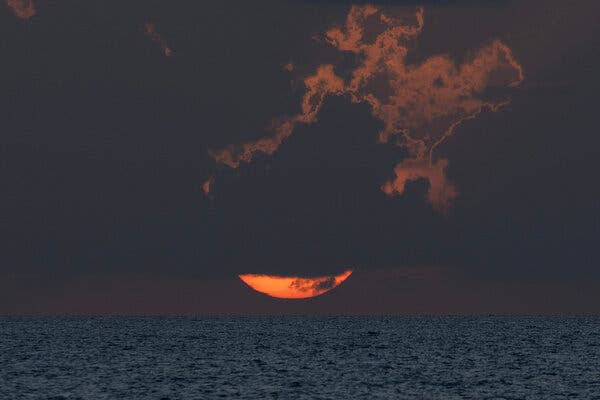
[{"xmin": 239, "ymin": 270, "xmax": 353, "ymax": 299}]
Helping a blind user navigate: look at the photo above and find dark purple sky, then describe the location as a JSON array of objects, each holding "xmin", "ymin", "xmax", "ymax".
[{"xmin": 1, "ymin": 0, "xmax": 599, "ymax": 315}]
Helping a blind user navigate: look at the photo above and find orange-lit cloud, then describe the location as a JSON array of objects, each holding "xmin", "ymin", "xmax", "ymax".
[
  {"xmin": 209, "ymin": 64, "xmax": 344, "ymax": 168},
  {"xmin": 202, "ymin": 176, "xmax": 214, "ymax": 195},
  {"xmin": 5, "ymin": 0, "xmax": 35, "ymax": 19},
  {"xmin": 144, "ymin": 22, "xmax": 173, "ymax": 57},
  {"xmin": 209, "ymin": 118, "xmax": 295, "ymax": 168},
  {"xmin": 382, "ymin": 158, "xmax": 457, "ymax": 214},
  {"xmin": 239, "ymin": 269, "xmax": 352, "ymax": 299},
  {"xmin": 210, "ymin": 6, "xmax": 523, "ymax": 212}
]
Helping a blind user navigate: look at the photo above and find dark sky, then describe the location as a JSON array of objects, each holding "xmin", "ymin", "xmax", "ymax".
[{"xmin": 1, "ymin": 0, "xmax": 599, "ymax": 315}]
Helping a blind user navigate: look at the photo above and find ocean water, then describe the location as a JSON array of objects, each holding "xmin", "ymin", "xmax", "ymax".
[{"xmin": 1, "ymin": 317, "xmax": 598, "ymax": 399}]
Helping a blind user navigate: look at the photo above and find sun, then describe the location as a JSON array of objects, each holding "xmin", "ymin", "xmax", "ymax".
[{"xmin": 239, "ymin": 270, "xmax": 353, "ymax": 299}]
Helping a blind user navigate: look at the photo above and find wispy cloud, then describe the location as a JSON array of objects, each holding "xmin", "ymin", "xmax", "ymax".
[
  {"xmin": 209, "ymin": 5, "xmax": 523, "ymax": 213},
  {"xmin": 202, "ymin": 176, "xmax": 214, "ymax": 195},
  {"xmin": 209, "ymin": 64, "xmax": 345, "ymax": 168},
  {"xmin": 5, "ymin": 0, "xmax": 35, "ymax": 19},
  {"xmin": 143, "ymin": 22, "xmax": 173, "ymax": 57}
]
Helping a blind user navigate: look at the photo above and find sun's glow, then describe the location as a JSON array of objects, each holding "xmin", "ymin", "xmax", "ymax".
[{"xmin": 239, "ymin": 270, "xmax": 353, "ymax": 299}]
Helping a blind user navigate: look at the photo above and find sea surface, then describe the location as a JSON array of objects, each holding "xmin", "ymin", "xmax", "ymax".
[{"xmin": 1, "ymin": 317, "xmax": 599, "ymax": 399}]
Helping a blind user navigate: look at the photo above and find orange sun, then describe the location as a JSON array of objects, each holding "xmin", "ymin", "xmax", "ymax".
[{"xmin": 239, "ymin": 270, "xmax": 353, "ymax": 299}]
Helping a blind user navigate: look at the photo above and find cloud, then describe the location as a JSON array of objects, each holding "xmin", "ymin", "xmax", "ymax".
[
  {"xmin": 382, "ymin": 158, "xmax": 457, "ymax": 214},
  {"xmin": 209, "ymin": 5, "xmax": 523, "ymax": 213},
  {"xmin": 209, "ymin": 118, "xmax": 296, "ymax": 168},
  {"xmin": 309, "ymin": 276, "xmax": 337, "ymax": 292},
  {"xmin": 5, "ymin": 0, "xmax": 35, "ymax": 19},
  {"xmin": 143, "ymin": 22, "xmax": 173, "ymax": 57},
  {"xmin": 202, "ymin": 176, "xmax": 214, "ymax": 195},
  {"xmin": 209, "ymin": 65, "xmax": 344, "ymax": 168}
]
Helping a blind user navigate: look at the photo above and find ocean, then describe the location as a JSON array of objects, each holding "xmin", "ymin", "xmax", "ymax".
[{"xmin": 1, "ymin": 317, "xmax": 598, "ymax": 399}]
